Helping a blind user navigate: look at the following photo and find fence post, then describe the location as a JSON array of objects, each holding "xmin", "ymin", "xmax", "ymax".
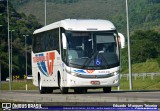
[
  {"xmin": 151, "ymin": 74, "xmax": 154, "ymax": 80},
  {"xmin": 134, "ymin": 73, "xmax": 137, "ymax": 80},
  {"xmin": 143, "ymin": 73, "xmax": 145, "ymax": 80},
  {"xmin": 127, "ymin": 74, "xmax": 129, "ymax": 80},
  {"xmin": 121, "ymin": 73, "xmax": 160, "ymax": 81},
  {"xmin": 117, "ymin": 86, "xmax": 120, "ymax": 91}
]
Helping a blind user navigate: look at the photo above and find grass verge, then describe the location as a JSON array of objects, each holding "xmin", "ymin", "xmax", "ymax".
[
  {"xmin": 1, "ymin": 76, "xmax": 160, "ymax": 91},
  {"xmin": 1, "ymin": 80, "xmax": 38, "ymax": 90},
  {"xmin": 113, "ymin": 75, "xmax": 160, "ymax": 90}
]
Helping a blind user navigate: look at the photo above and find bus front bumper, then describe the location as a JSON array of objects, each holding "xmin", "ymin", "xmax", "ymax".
[{"xmin": 65, "ymin": 74, "xmax": 120, "ymax": 88}]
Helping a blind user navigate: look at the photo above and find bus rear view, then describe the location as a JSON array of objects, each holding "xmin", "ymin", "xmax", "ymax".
[{"xmin": 32, "ymin": 19, "xmax": 125, "ymax": 94}]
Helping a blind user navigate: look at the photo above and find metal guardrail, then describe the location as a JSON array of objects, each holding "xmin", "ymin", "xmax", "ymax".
[{"xmin": 121, "ymin": 73, "xmax": 160, "ymax": 80}]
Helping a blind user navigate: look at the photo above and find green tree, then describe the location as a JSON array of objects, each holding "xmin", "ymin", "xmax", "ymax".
[{"xmin": 130, "ymin": 30, "xmax": 160, "ymax": 63}]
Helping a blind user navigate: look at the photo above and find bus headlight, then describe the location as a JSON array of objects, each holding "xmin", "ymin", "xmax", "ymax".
[
  {"xmin": 70, "ymin": 72, "xmax": 78, "ymax": 76},
  {"xmin": 65, "ymin": 68, "xmax": 78, "ymax": 76},
  {"xmin": 113, "ymin": 70, "xmax": 120, "ymax": 75}
]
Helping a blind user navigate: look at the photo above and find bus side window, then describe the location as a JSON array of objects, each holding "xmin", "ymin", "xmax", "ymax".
[
  {"xmin": 52, "ymin": 32, "xmax": 55, "ymax": 51},
  {"xmin": 54, "ymin": 29, "xmax": 59, "ymax": 52},
  {"xmin": 37, "ymin": 34, "xmax": 41, "ymax": 52},
  {"xmin": 44, "ymin": 33, "xmax": 48, "ymax": 51},
  {"xmin": 48, "ymin": 33, "xmax": 54, "ymax": 50},
  {"xmin": 42, "ymin": 33, "xmax": 46, "ymax": 52}
]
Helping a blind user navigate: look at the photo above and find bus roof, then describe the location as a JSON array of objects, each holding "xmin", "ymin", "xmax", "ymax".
[{"xmin": 33, "ymin": 19, "xmax": 116, "ymax": 34}]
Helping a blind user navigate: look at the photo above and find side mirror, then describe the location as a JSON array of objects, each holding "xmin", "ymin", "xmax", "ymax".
[
  {"xmin": 118, "ymin": 33, "xmax": 125, "ymax": 49},
  {"xmin": 62, "ymin": 33, "xmax": 67, "ymax": 49}
]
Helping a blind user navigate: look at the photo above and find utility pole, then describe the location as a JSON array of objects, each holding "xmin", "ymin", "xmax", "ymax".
[
  {"xmin": 45, "ymin": 0, "xmax": 47, "ymax": 25},
  {"xmin": 10, "ymin": 30, "xmax": 15, "ymax": 89},
  {"xmin": 0, "ymin": 13, "xmax": 2, "ymax": 90},
  {"xmin": 126, "ymin": 0, "xmax": 132, "ymax": 90},
  {"xmin": 23, "ymin": 35, "xmax": 29, "ymax": 91},
  {"xmin": 23, "ymin": 35, "xmax": 29, "ymax": 78},
  {"xmin": 7, "ymin": 0, "xmax": 11, "ymax": 91}
]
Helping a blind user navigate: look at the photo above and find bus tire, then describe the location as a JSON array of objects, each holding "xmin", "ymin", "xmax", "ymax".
[
  {"xmin": 46, "ymin": 87, "xmax": 53, "ymax": 94},
  {"xmin": 103, "ymin": 87, "xmax": 111, "ymax": 93},
  {"xmin": 58, "ymin": 75, "xmax": 68, "ymax": 94},
  {"xmin": 38, "ymin": 76, "xmax": 46, "ymax": 94},
  {"xmin": 74, "ymin": 88, "xmax": 87, "ymax": 94}
]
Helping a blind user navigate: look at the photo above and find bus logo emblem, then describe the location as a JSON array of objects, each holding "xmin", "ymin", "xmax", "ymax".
[
  {"xmin": 33, "ymin": 52, "xmax": 55, "ymax": 77},
  {"xmin": 86, "ymin": 70, "xmax": 95, "ymax": 73}
]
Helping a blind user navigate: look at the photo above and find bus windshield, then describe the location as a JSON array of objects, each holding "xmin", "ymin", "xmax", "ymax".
[{"xmin": 65, "ymin": 31, "xmax": 119, "ymax": 70}]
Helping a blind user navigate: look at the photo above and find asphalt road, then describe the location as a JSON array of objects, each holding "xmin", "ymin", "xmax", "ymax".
[{"xmin": 0, "ymin": 90, "xmax": 160, "ymax": 103}]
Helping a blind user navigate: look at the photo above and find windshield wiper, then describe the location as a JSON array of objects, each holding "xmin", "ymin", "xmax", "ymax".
[
  {"xmin": 81, "ymin": 51, "xmax": 99, "ymax": 69},
  {"xmin": 97, "ymin": 52, "xmax": 108, "ymax": 69},
  {"xmin": 81, "ymin": 51, "xmax": 109, "ymax": 69}
]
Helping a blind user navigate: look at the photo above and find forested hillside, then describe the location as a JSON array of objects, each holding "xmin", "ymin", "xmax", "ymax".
[
  {"xmin": 11, "ymin": 0, "xmax": 160, "ymax": 33},
  {"xmin": 0, "ymin": 0, "xmax": 160, "ymax": 80},
  {"xmin": 11, "ymin": 0, "xmax": 126, "ymax": 34}
]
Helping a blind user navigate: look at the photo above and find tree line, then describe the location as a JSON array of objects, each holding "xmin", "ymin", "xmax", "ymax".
[{"xmin": 0, "ymin": 1, "xmax": 41, "ymax": 80}]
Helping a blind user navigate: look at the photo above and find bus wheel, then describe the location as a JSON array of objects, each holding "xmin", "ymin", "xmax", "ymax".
[
  {"xmin": 38, "ymin": 76, "xmax": 46, "ymax": 94},
  {"xmin": 74, "ymin": 88, "xmax": 87, "ymax": 94},
  {"xmin": 46, "ymin": 87, "xmax": 53, "ymax": 94},
  {"xmin": 59, "ymin": 76, "xmax": 68, "ymax": 94},
  {"xmin": 103, "ymin": 87, "xmax": 111, "ymax": 93}
]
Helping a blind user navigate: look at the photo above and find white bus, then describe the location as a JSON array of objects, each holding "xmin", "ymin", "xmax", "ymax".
[{"xmin": 32, "ymin": 19, "xmax": 125, "ymax": 94}]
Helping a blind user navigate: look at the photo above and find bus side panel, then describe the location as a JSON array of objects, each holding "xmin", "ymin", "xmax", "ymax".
[
  {"xmin": 49, "ymin": 51, "xmax": 62, "ymax": 87},
  {"xmin": 32, "ymin": 51, "xmax": 62, "ymax": 87},
  {"xmin": 32, "ymin": 51, "xmax": 38, "ymax": 86},
  {"xmin": 32, "ymin": 67, "xmax": 38, "ymax": 86}
]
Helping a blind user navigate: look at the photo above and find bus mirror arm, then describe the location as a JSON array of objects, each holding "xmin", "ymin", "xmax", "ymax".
[
  {"xmin": 62, "ymin": 33, "xmax": 67, "ymax": 49},
  {"xmin": 118, "ymin": 33, "xmax": 125, "ymax": 49}
]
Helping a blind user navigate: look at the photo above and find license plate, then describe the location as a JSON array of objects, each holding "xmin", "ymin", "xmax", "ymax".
[{"xmin": 90, "ymin": 81, "xmax": 100, "ymax": 85}]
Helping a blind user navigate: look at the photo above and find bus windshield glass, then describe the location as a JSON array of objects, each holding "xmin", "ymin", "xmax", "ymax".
[{"xmin": 65, "ymin": 31, "xmax": 119, "ymax": 69}]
